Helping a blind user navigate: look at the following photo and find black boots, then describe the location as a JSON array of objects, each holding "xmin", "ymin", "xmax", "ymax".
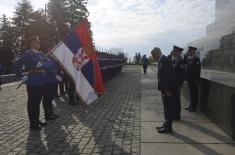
[
  {"xmin": 157, "ymin": 122, "xmax": 173, "ymax": 134},
  {"xmin": 45, "ymin": 111, "xmax": 59, "ymax": 120}
]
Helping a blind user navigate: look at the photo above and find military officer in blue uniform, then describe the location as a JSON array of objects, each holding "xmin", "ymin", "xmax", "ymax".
[
  {"xmin": 14, "ymin": 36, "xmax": 47, "ymax": 130},
  {"xmin": 42, "ymin": 42, "xmax": 62, "ymax": 120},
  {"xmin": 170, "ymin": 46, "xmax": 185, "ymax": 120},
  {"xmin": 185, "ymin": 46, "xmax": 201, "ymax": 112},
  {"xmin": 151, "ymin": 47, "xmax": 177, "ymax": 133}
]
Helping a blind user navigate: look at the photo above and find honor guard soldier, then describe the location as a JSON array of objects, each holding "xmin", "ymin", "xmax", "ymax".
[
  {"xmin": 42, "ymin": 43, "xmax": 61, "ymax": 120},
  {"xmin": 151, "ymin": 47, "xmax": 177, "ymax": 133},
  {"xmin": 14, "ymin": 36, "xmax": 47, "ymax": 130},
  {"xmin": 170, "ymin": 46, "xmax": 185, "ymax": 120},
  {"xmin": 185, "ymin": 46, "xmax": 201, "ymax": 112}
]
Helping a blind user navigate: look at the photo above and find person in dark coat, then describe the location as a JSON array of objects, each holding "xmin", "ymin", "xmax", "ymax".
[
  {"xmin": 185, "ymin": 46, "xmax": 201, "ymax": 112},
  {"xmin": 14, "ymin": 36, "xmax": 47, "ymax": 130},
  {"xmin": 170, "ymin": 46, "xmax": 185, "ymax": 120},
  {"xmin": 151, "ymin": 47, "xmax": 177, "ymax": 133},
  {"xmin": 141, "ymin": 54, "xmax": 149, "ymax": 75}
]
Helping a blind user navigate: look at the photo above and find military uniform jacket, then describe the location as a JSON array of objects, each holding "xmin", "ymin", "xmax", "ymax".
[
  {"xmin": 14, "ymin": 49, "xmax": 46, "ymax": 87},
  {"xmin": 186, "ymin": 55, "xmax": 201, "ymax": 82},
  {"xmin": 43, "ymin": 54, "xmax": 60, "ymax": 84},
  {"xmin": 158, "ymin": 55, "xmax": 177, "ymax": 92},
  {"xmin": 171, "ymin": 56, "xmax": 185, "ymax": 88}
]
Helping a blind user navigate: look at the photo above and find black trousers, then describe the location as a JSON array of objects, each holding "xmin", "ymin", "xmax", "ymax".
[
  {"xmin": 143, "ymin": 66, "xmax": 148, "ymax": 75},
  {"xmin": 68, "ymin": 79, "xmax": 76, "ymax": 104},
  {"xmin": 161, "ymin": 91, "xmax": 174, "ymax": 126},
  {"xmin": 42, "ymin": 84, "xmax": 57, "ymax": 117},
  {"xmin": 26, "ymin": 86, "xmax": 43, "ymax": 126},
  {"xmin": 188, "ymin": 81, "xmax": 199, "ymax": 109},
  {"xmin": 59, "ymin": 75, "xmax": 69, "ymax": 94},
  {"xmin": 174, "ymin": 89, "xmax": 181, "ymax": 117}
]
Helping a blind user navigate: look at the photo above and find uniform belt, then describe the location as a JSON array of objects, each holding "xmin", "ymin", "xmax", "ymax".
[{"xmin": 29, "ymin": 68, "xmax": 45, "ymax": 73}]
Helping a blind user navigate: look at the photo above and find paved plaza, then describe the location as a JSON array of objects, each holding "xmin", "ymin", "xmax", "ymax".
[{"xmin": 0, "ymin": 65, "xmax": 235, "ymax": 155}]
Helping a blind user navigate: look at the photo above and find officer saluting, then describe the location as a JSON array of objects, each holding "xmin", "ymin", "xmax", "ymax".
[
  {"xmin": 14, "ymin": 36, "xmax": 47, "ymax": 130},
  {"xmin": 170, "ymin": 46, "xmax": 185, "ymax": 120},
  {"xmin": 151, "ymin": 47, "xmax": 177, "ymax": 133},
  {"xmin": 185, "ymin": 46, "xmax": 201, "ymax": 112}
]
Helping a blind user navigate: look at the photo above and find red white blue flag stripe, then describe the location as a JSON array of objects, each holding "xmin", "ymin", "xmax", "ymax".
[{"xmin": 52, "ymin": 19, "xmax": 105, "ymax": 105}]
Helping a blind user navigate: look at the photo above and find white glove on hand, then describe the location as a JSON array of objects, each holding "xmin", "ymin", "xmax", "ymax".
[
  {"xmin": 56, "ymin": 75, "xmax": 62, "ymax": 82},
  {"xmin": 21, "ymin": 76, "xmax": 28, "ymax": 83},
  {"xmin": 36, "ymin": 61, "xmax": 43, "ymax": 68}
]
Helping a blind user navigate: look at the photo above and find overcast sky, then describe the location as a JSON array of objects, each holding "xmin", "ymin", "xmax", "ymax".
[{"xmin": 0, "ymin": 0, "xmax": 215, "ymax": 58}]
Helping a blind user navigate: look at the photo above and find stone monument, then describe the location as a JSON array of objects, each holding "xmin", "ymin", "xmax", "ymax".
[{"xmin": 188, "ymin": 0, "xmax": 235, "ymax": 73}]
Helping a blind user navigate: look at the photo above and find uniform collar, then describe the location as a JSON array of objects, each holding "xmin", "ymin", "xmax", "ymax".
[{"xmin": 188, "ymin": 54, "xmax": 196, "ymax": 59}]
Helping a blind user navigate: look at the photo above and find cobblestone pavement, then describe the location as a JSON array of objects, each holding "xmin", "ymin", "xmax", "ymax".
[{"xmin": 0, "ymin": 65, "xmax": 141, "ymax": 155}]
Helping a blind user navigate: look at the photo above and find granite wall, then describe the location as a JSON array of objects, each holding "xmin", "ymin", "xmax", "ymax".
[{"xmin": 182, "ymin": 77, "xmax": 235, "ymax": 140}]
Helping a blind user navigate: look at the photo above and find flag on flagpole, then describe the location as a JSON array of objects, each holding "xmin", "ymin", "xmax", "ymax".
[{"xmin": 52, "ymin": 19, "xmax": 105, "ymax": 105}]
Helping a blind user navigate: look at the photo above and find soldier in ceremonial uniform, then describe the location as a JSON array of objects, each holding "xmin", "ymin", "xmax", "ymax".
[
  {"xmin": 42, "ymin": 43, "xmax": 62, "ymax": 120},
  {"xmin": 14, "ymin": 36, "xmax": 47, "ymax": 130},
  {"xmin": 151, "ymin": 47, "xmax": 177, "ymax": 133},
  {"xmin": 170, "ymin": 46, "xmax": 185, "ymax": 120},
  {"xmin": 185, "ymin": 46, "xmax": 201, "ymax": 112}
]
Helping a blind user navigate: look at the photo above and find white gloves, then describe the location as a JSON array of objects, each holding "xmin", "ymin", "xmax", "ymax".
[
  {"xmin": 36, "ymin": 61, "xmax": 43, "ymax": 68},
  {"xmin": 21, "ymin": 76, "xmax": 28, "ymax": 83},
  {"xmin": 56, "ymin": 75, "xmax": 62, "ymax": 82}
]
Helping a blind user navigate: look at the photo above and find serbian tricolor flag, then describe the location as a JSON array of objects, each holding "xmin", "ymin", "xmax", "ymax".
[{"xmin": 52, "ymin": 19, "xmax": 105, "ymax": 105}]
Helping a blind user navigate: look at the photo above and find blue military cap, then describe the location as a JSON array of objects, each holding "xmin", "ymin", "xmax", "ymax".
[
  {"xmin": 173, "ymin": 45, "xmax": 184, "ymax": 51},
  {"xmin": 188, "ymin": 46, "xmax": 197, "ymax": 51}
]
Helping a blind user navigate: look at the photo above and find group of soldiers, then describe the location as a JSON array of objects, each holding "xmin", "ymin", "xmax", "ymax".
[
  {"xmin": 13, "ymin": 36, "xmax": 63, "ymax": 130},
  {"xmin": 13, "ymin": 36, "xmax": 125, "ymax": 130},
  {"xmin": 151, "ymin": 45, "xmax": 201, "ymax": 133},
  {"xmin": 97, "ymin": 52, "xmax": 124, "ymax": 82}
]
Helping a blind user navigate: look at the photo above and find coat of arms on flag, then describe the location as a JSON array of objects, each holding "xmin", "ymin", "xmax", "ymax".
[{"xmin": 52, "ymin": 19, "xmax": 105, "ymax": 105}]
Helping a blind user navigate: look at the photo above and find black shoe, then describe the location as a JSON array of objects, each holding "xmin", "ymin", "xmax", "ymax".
[
  {"xmin": 156, "ymin": 125, "xmax": 165, "ymax": 130},
  {"xmin": 189, "ymin": 108, "xmax": 197, "ymax": 112},
  {"xmin": 52, "ymin": 113, "xmax": 59, "ymax": 118},
  {"xmin": 45, "ymin": 115, "xmax": 56, "ymax": 120},
  {"xmin": 39, "ymin": 121, "xmax": 47, "ymax": 126},
  {"xmin": 30, "ymin": 124, "xmax": 42, "ymax": 130},
  {"xmin": 185, "ymin": 107, "xmax": 190, "ymax": 110},
  {"xmin": 158, "ymin": 127, "xmax": 173, "ymax": 134},
  {"xmin": 69, "ymin": 101, "xmax": 78, "ymax": 105}
]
